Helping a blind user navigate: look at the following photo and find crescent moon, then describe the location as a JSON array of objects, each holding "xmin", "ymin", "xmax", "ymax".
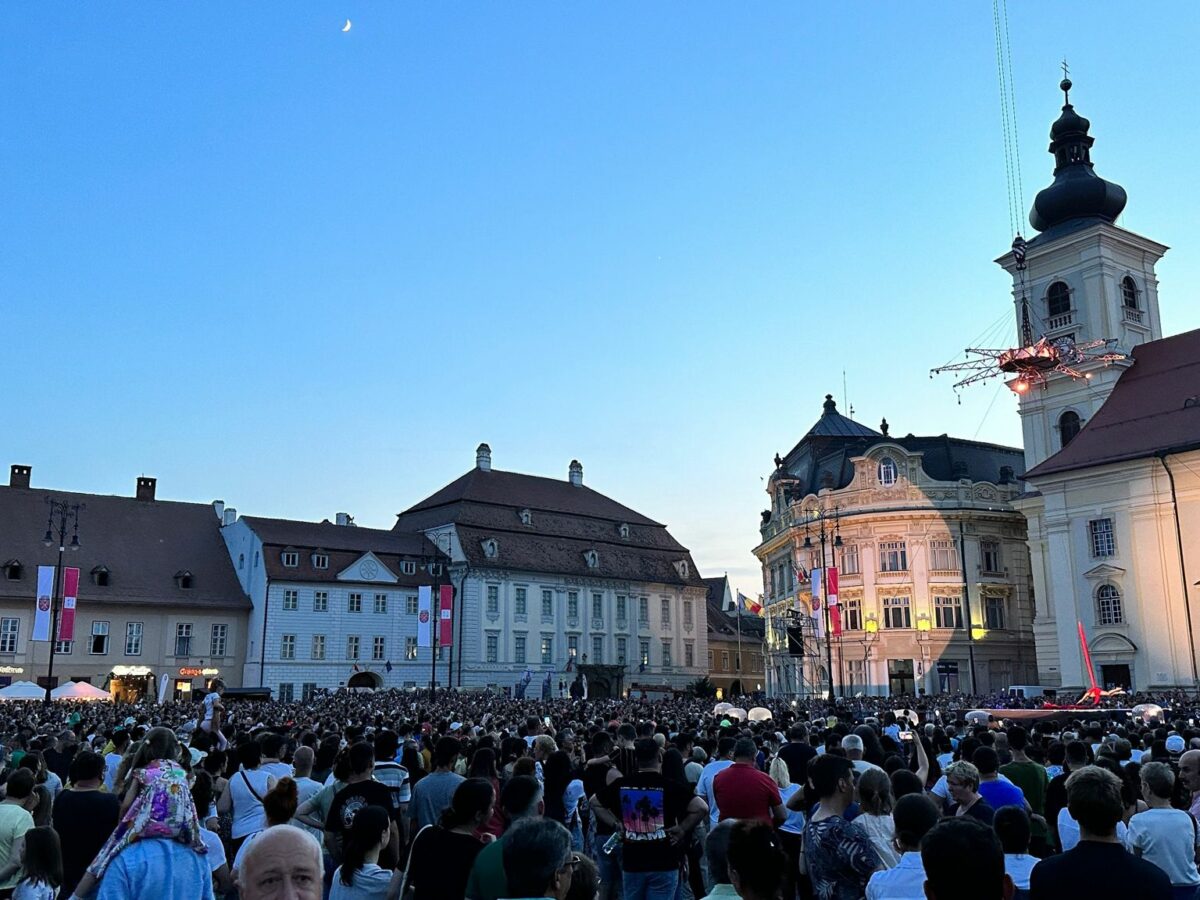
[{"xmin": 342, "ymin": 19, "xmax": 352, "ymax": 32}]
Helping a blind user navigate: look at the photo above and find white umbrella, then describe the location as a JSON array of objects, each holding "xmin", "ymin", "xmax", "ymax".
[
  {"xmin": 965, "ymin": 710, "xmax": 992, "ymax": 726},
  {"xmin": 747, "ymin": 707, "xmax": 772, "ymax": 722},
  {"xmin": 893, "ymin": 708, "xmax": 920, "ymax": 726},
  {"xmin": 713, "ymin": 702, "xmax": 733, "ymax": 715},
  {"xmin": 0, "ymin": 681, "xmax": 45, "ymax": 701},
  {"xmin": 51, "ymin": 681, "xmax": 112, "ymax": 701},
  {"xmin": 727, "ymin": 707, "xmax": 748, "ymax": 721},
  {"xmin": 1132, "ymin": 703, "xmax": 1164, "ymax": 725}
]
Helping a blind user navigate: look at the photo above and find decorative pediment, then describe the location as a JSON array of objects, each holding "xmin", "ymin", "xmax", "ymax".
[
  {"xmin": 1083, "ymin": 564, "xmax": 1126, "ymax": 582},
  {"xmin": 1090, "ymin": 632, "xmax": 1138, "ymax": 654},
  {"xmin": 336, "ymin": 551, "xmax": 398, "ymax": 584}
]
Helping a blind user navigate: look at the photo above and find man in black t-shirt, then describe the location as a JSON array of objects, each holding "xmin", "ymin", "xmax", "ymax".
[
  {"xmin": 595, "ymin": 739, "xmax": 706, "ymax": 900},
  {"xmin": 777, "ymin": 724, "xmax": 818, "ymax": 786},
  {"xmin": 584, "ymin": 732, "xmax": 621, "ymax": 900},
  {"xmin": 52, "ymin": 750, "xmax": 121, "ymax": 898},
  {"xmin": 324, "ymin": 742, "xmax": 400, "ymax": 866}
]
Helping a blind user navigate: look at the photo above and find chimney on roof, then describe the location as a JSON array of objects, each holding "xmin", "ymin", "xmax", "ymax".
[
  {"xmin": 222, "ymin": 507, "xmax": 237, "ymax": 526},
  {"xmin": 335, "ymin": 512, "xmax": 355, "ymax": 527},
  {"xmin": 136, "ymin": 477, "xmax": 157, "ymax": 502},
  {"xmin": 9, "ymin": 465, "xmax": 30, "ymax": 489},
  {"xmin": 476, "ymin": 443, "xmax": 492, "ymax": 472},
  {"xmin": 568, "ymin": 460, "xmax": 583, "ymax": 487},
  {"xmin": 213, "ymin": 500, "xmax": 225, "ymax": 521}
]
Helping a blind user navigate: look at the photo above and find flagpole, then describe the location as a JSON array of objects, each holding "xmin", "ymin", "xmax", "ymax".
[{"xmin": 732, "ymin": 576, "xmax": 742, "ymax": 695}]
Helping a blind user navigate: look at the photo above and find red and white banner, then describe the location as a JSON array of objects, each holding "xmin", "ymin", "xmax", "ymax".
[
  {"xmin": 33, "ymin": 566, "xmax": 54, "ymax": 641},
  {"xmin": 58, "ymin": 568, "xmax": 79, "ymax": 642},
  {"xmin": 417, "ymin": 586, "xmax": 432, "ymax": 648},
  {"xmin": 827, "ymin": 566, "xmax": 841, "ymax": 636},
  {"xmin": 439, "ymin": 585, "xmax": 453, "ymax": 647}
]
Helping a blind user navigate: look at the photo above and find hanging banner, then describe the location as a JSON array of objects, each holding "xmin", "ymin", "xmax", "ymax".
[
  {"xmin": 439, "ymin": 585, "xmax": 454, "ymax": 647},
  {"xmin": 58, "ymin": 568, "xmax": 79, "ymax": 642},
  {"xmin": 811, "ymin": 568, "xmax": 822, "ymax": 603},
  {"xmin": 33, "ymin": 567, "xmax": 54, "ymax": 641},
  {"xmin": 826, "ymin": 567, "xmax": 839, "ymax": 607},
  {"xmin": 417, "ymin": 585, "xmax": 432, "ymax": 648}
]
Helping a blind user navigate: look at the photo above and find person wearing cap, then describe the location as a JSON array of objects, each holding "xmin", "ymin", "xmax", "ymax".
[{"xmin": 841, "ymin": 734, "xmax": 883, "ymax": 776}]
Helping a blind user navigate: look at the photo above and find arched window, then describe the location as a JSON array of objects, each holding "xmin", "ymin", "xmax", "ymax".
[
  {"xmin": 877, "ymin": 457, "xmax": 898, "ymax": 487},
  {"xmin": 1096, "ymin": 584, "xmax": 1123, "ymax": 625},
  {"xmin": 1047, "ymin": 281, "xmax": 1071, "ymax": 317},
  {"xmin": 1121, "ymin": 276, "xmax": 1139, "ymax": 310},
  {"xmin": 1058, "ymin": 411, "xmax": 1082, "ymax": 448}
]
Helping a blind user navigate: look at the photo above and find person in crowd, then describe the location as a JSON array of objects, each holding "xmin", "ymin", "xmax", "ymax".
[
  {"xmin": 198, "ymin": 679, "xmax": 227, "ymax": 752},
  {"xmin": 993, "ymin": 805, "xmax": 1037, "ymax": 895},
  {"xmin": 51, "ymin": 750, "xmax": 120, "ymax": 899},
  {"xmin": 502, "ymin": 818, "xmax": 575, "ymax": 900},
  {"xmin": 330, "ymin": 805, "xmax": 396, "ymax": 900},
  {"xmin": 258, "ymin": 732, "xmax": 292, "ymax": 781},
  {"xmin": 371, "ymin": 730, "xmax": 410, "ymax": 825},
  {"xmin": 842, "ymin": 734, "xmax": 883, "ymax": 776},
  {"xmin": 237, "ymin": 824, "xmax": 323, "ymax": 900},
  {"xmin": 1045, "ymin": 739, "xmax": 1088, "ymax": 849},
  {"xmin": 999, "ymin": 727, "xmax": 1051, "ymax": 855},
  {"xmin": 712, "ymin": 738, "xmax": 785, "ymax": 826},
  {"xmin": 405, "ymin": 778, "xmax": 494, "ymax": 900},
  {"xmin": 102, "ymin": 730, "xmax": 129, "ymax": 794},
  {"xmin": 191, "ymin": 771, "xmax": 234, "ymax": 897},
  {"xmin": 856, "ymin": 767, "xmax": 899, "ymax": 869},
  {"xmin": 1124, "ymin": 761, "xmax": 1200, "ymax": 898},
  {"xmin": 0, "ymin": 770, "xmax": 37, "ymax": 896},
  {"xmin": 921, "ymin": 817, "xmax": 1012, "ymax": 900},
  {"xmin": 595, "ymin": 738, "xmax": 707, "ymax": 900},
  {"xmin": 778, "ymin": 724, "xmax": 818, "ymax": 786},
  {"xmin": 564, "ymin": 852, "xmax": 599, "ymax": 900},
  {"xmin": 701, "ymin": 820, "xmax": 736, "ymax": 900},
  {"xmin": 796, "ymin": 753, "xmax": 881, "ymax": 899},
  {"xmin": 289, "ymin": 746, "xmax": 325, "ymax": 839},
  {"xmin": 466, "ymin": 775, "xmax": 543, "ymax": 900},
  {"xmin": 974, "ymin": 747, "xmax": 1027, "ymax": 813},
  {"xmin": 220, "ymin": 738, "xmax": 278, "ymax": 857},
  {"xmin": 232, "ymin": 777, "xmax": 299, "ymax": 877},
  {"xmin": 543, "ymin": 750, "xmax": 586, "ymax": 850},
  {"xmin": 409, "ymin": 737, "xmax": 464, "ymax": 832},
  {"xmin": 695, "ymin": 738, "xmax": 735, "ymax": 827},
  {"xmin": 5, "ymin": 825, "xmax": 60, "ymax": 900},
  {"xmin": 1030, "ymin": 766, "xmax": 1172, "ymax": 900},
  {"xmin": 767, "ymin": 757, "xmax": 805, "ymax": 900},
  {"xmin": 725, "ymin": 820, "xmax": 785, "ymax": 900},
  {"xmin": 943, "ymin": 760, "xmax": 995, "ymax": 825},
  {"xmin": 467, "ymin": 747, "xmax": 506, "ymax": 839},
  {"xmin": 865, "ymin": 792, "xmax": 940, "ymax": 900},
  {"xmin": 1179, "ymin": 750, "xmax": 1200, "ymax": 827}
]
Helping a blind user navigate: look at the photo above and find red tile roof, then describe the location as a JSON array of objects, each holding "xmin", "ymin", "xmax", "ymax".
[{"xmin": 1025, "ymin": 328, "xmax": 1200, "ymax": 479}]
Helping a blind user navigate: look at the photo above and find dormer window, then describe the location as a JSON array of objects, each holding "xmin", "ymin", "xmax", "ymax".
[
  {"xmin": 400, "ymin": 561, "xmax": 417, "ymax": 575},
  {"xmin": 618, "ymin": 523, "xmax": 630, "ymax": 540},
  {"xmin": 584, "ymin": 550, "xmax": 599, "ymax": 570},
  {"xmin": 1, "ymin": 560, "xmax": 21, "ymax": 581},
  {"xmin": 482, "ymin": 539, "xmax": 499, "ymax": 559},
  {"xmin": 675, "ymin": 560, "xmax": 690, "ymax": 579},
  {"xmin": 518, "ymin": 509, "xmax": 533, "ymax": 526},
  {"xmin": 426, "ymin": 562, "xmax": 443, "ymax": 576},
  {"xmin": 312, "ymin": 551, "xmax": 329, "ymax": 570},
  {"xmin": 174, "ymin": 570, "xmax": 194, "ymax": 590},
  {"xmin": 281, "ymin": 550, "xmax": 299, "ymax": 568},
  {"xmin": 91, "ymin": 566, "xmax": 110, "ymax": 587},
  {"xmin": 877, "ymin": 457, "xmax": 898, "ymax": 487}
]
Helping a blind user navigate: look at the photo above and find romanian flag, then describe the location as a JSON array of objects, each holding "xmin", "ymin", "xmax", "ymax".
[{"xmin": 738, "ymin": 591, "xmax": 763, "ymax": 615}]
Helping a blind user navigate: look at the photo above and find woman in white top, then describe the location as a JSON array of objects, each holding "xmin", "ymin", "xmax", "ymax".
[
  {"xmin": 1124, "ymin": 762, "xmax": 1200, "ymax": 891},
  {"xmin": 331, "ymin": 805, "xmax": 399, "ymax": 900},
  {"xmin": 218, "ymin": 741, "xmax": 277, "ymax": 856},
  {"xmin": 768, "ymin": 757, "xmax": 806, "ymax": 900},
  {"xmin": 855, "ymin": 768, "xmax": 899, "ymax": 869}
]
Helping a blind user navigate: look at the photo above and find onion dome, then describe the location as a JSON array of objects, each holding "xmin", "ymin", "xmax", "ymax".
[{"xmin": 1029, "ymin": 78, "xmax": 1127, "ymax": 233}]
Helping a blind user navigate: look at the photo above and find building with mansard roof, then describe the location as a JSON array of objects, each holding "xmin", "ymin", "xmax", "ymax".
[
  {"xmin": 704, "ymin": 575, "xmax": 765, "ymax": 698},
  {"xmin": 393, "ymin": 444, "xmax": 708, "ymax": 695}
]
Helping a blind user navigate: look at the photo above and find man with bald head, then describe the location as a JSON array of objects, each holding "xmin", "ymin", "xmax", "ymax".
[
  {"xmin": 1178, "ymin": 749, "xmax": 1200, "ymax": 826},
  {"xmin": 237, "ymin": 825, "xmax": 323, "ymax": 900}
]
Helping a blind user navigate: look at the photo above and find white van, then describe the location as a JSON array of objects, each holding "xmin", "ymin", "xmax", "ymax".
[{"xmin": 1007, "ymin": 685, "xmax": 1054, "ymax": 700}]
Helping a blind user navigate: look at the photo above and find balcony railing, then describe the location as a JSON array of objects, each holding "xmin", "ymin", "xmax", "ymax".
[
  {"xmin": 1047, "ymin": 311, "xmax": 1074, "ymax": 330},
  {"xmin": 1123, "ymin": 307, "xmax": 1145, "ymax": 325}
]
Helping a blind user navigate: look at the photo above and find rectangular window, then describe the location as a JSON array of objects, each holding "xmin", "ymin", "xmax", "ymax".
[
  {"xmin": 661, "ymin": 641, "xmax": 672, "ymax": 668},
  {"xmin": 660, "ymin": 598, "xmax": 671, "ymax": 627},
  {"xmin": 311, "ymin": 634, "xmax": 326, "ymax": 660},
  {"xmin": 639, "ymin": 639, "xmax": 650, "ymax": 666},
  {"xmin": 542, "ymin": 590, "xmax": 554, "ymax": 619},
  {"xmin": 985, "ymin": 596, "xmax": 1006, "ymax": 630},
  {"xmin": 981, "ymin": 540, "xmax": 1002, "ymax": 574},
  {"xmin": 879, "ymin": 541, "xmax": 908, "ymax": 573},
  {"xmin": 1098, "ymin": 587, "xmax": 1123, "ymax": 625},
  {"xmin": 592, "ymin": 593, "xmax": 603, "ymax": 619},
  {"xmin": 683, "ymin": 600, "xmax": 693, "ymax": 628},
  {"xmin": 638, "ymin": 596, "xmax": 649, "ymax": 624},
  {"xmin": 617, "ymin": 637, "xmax": 628, "ymax": 664},
  {"xmin": 312, "ymin": 553, "xmax": 329, "ymax": 570},
  {"xmin": 847, "ymin": 659, "xmax": 867, "ymax": 690},
  {"xmin": 175, "ymin": 623, "xmax": 193, "ymax": 657},
  {"xmin": 302, "ymin": 683, "xmax": 317, "ymax": 701},
  {"xmin": 281, "ymin": 551, "xmax": 299, "ymax": 567},
  {"xmin": 936, "ymin": 661, "xmax": 960, "ymax": 693},
  {"xmin": 347, "ymin": 635, "xmax": 360, "ymax": 659},
  {"xmin": 841, "ymin": 543, "xmax": 861, "ymax": 575},
  {"xmin": 1089, "ymin": 518, "xmax": 1116, "ymax": 558},
  {"xmin": 404, "ymin": 636, "xmax": 417, "ymax": 660},
  {"xmin": 373, "ymin": 637, "xmax": 385, "ymax": 660},
  {"xmin": 721, "ymin": 651, "xmax": 730, "ymax": 671},
  {"xmin": 487, "ymin": 586, "xmax": 500, "ymax": 616},
  {"xmin": 0, "ymin": 618, "xmax": 18, "ymax": 654},
  {"xmin": 568, "ymin": 591, "xmax": 579, "ymax": 618},
  {"xmin": 883, "ymin": 597, "xmax": 912, "ymax": 629},
  {"xmin": 514, "ymin": 635, "xmax": 526, "ymax": 664},
  {"xmin": 348, "ymin": 593, "xmax": 363, "ymax": 613},
  {"xmin": 486, "ymin": 634, "xmax": 498, "ymax": 663},
  {"xmin": 278, "ymin": 683, "xmax": 294, "ymax": 702},
  {"xmin": 90, "ymin": 621, "xmax": 109, "ymax": 655},
  {"xmin": 934, "ymin": 595, "xmax": 964, "ymax": 629},
  {"xmin": 592, "ymin": 635, "xmax": 604, "ymax": 662},
  {"xmin": 280, "ymin": 634, "xmax": 296, "ymax": 659},
  {"xmin": 313, "ymin": 591, "xmax": 328, "ymax": 612},
  {"xmin": 283, "ymin": 589, "xmax": 298, "ymax": 611},
  {"xmin": 54, "ymin": 640, "xmax": 72, "ymax": 655},
  {"xmin": 684, "ymin": 642, "xmax": 694, "ymax": 667},
  {"xmin": 515, "ymin": 588, "xmax": 527, "ymax": 616},
  {"xmin": 930, "ymin": 539, "xmax": 959, "ymax": 571},
  {"xmin": 616, "ymin": 595, "xmax": 627, "ymax": 621},
  {"xmin": 541, "ymin": 636, "xmax": 553, "ymax": 664},
  {"xmin": 568, "ymin": 635, "xmax": 578, "ymax": 659},
  {"xmin": 374, "ymin": 593, "xmax": 387, "ymax": 614},
  {"xmin": 125, "ymin": 621, "xmax": 143, "ymax": 656},
  {"xmin": 401, "ymin": 561, "xmax": 417, "ymax": 575},
  {"xmin": 210, "ymin": 624, "xmax": 228, "ymax": 657},
  {"xmin": 842, "ymin": 598, "xmax": 862, "ymax": 631},
  {"xmin": 406, "ymin": 595, "xmax": 418, "ymax": 615}
]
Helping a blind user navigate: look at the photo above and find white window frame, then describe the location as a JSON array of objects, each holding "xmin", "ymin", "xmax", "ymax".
[
  {"xmin": 311, "ymin": 634, "xmax": 326, "ymax": 660},
  {"xmin": 541, "ymin": 635, "xmax": 553, "ymax": 665},
  {"xmin": 542, "ymin": 590, "xmax": 554, "ymax": 619},
  {"xmin": 878, "ymin": 457, "xmax": 898, "ymax": 486},
  {"xmin": 487, "ymin": 585, "xmax": 500, "ymax": 616},
  {"xmin": 90, "ymin": 620, "xmax": 110, "ymax": 655},
  {"xmin": 883, "ymin": 596, "xmax": 911, "ymax": 629},
  {"xmin": 312, "ymin": 553, "xmax": 329, "ymax": 570},
  {"xmin": 592, "ymin": 635, "xmax": 604, "ymax": 662},
  {"xmin": 313, "ymin": 591, "xmax": 328, "ymax": 612},
  {"xmin": 879, "ymin": 541, "xmax": 908, "ymax": 573},
  {"xmin": 934, "ymin": 595, "xmax": 964, "ymax": 629},
  {"xmin": 125, "ymin": 621, "xmax": 143, "ymax": 656},
  {"xmin": 373, "ymin": 636, "xmax": 386, "ymax": 661},
  {"xmin": 175, "ymin": 623, "xmax": 193, "ymax": 658},
  {"xmin": 568, "ymin": 591, "xmax": 579, "ymax": 618},
  {"xmin": 282, "ymin": 589, "xmax": 298, "ymax": 611},
  {"xmin": 930, "ymin": 539, "xmax": 959, "ymax": 572},
  {"xmin": 400, "ymin": 561, "xmax": 417, "ymax": 575},
  {"xmin": 404, "ymin": 636, "xmax": 417, "ymax": 660},
  {"xmin": 841, "ymin": 543, "xmax": 861, "ymax": 575},
  {"xmin": 406, "ymin": 595, "xmax": 419, "ymax": 615},
  {"xmin": 347, "ymin": 635, "xmax": 360, "ymax": 659},
  {"xmin": 486, "ymin": 634, "xmax": 498, "ymax": 663},
  {"xmin": 348, "ymin": 592, "xmax": 363, "ymax": 613},
  {"xmin": 514, "ymin": 635, "xmax": 526, "ymax": 664},
  {"xmin": 281, "ymin": 550, "xmax": 299, "ymax": 567},
  {"xmin": 515, "ymin": 588, "xmax": 527, "ymax": 616},
  {"xmin": 374, "ymin": 593, "xmax": 387, "ymax": 614},
  {"xmin": 280, "ymin": 634, "xmax": 296, "ymax": 659},
  {"xmin": 1089, "ymin": 518, "xmax": 1116, "ymax": 558},
  {"xmin": 210, "ymin": 623, "xmax": 228, "ymax": 657},
  {"xmin": 0, "ymin": 618, "xmax": 18, "ymax": 655}
]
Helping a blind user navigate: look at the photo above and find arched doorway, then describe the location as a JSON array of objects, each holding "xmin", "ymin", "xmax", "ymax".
[
  {"xmin": 729, "ymin": 679, "xmax": 744, "ymax": 696},
  {"xmin": 347, "ymin": 671, "xmax": 382, "ymax": 689}
]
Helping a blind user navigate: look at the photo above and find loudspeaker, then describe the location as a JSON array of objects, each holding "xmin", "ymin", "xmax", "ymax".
[{"xmin": 786, "ymin": 624, "xmax": 805, "ymax": 656}]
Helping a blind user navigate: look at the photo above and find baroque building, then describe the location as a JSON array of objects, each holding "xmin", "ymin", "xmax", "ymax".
[{"xmin": 754, "ymin": 398, "xmax": 1036, "ymax": 697}]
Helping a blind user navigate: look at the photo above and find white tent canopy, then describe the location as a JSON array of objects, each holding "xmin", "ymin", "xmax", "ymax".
[
  {"xmin": 51, "ymin": 681, "xmax": 112, "ymax": 701},
  {"xmin": 0, "ymin": 681, "xmax": 45, "ymax": 701}
]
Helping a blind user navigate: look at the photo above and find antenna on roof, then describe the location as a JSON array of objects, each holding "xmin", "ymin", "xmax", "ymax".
[{"xmin": 842, "ymin": 371, "xmax": 849, "ymax": 417}]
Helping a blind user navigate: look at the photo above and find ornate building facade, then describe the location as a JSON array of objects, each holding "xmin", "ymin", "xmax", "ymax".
[{"xmin": 754, "ymin": 399, "xmax": 1037, "ymax": 697}]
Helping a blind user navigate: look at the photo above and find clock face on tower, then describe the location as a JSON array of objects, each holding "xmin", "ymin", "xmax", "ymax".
[{"xmin": 359, "ymin": 560, "xmax": 379, "ymax": 580}]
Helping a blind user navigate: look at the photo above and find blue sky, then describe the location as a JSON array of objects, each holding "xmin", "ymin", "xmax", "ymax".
[{"xmin": 3, "ymin": 3, "xmax": 1199, "ymax": 599}]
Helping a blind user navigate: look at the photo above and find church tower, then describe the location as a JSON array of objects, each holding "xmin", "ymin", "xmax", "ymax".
[{"xmin": 997, "ymin": 78, "xmax": 1168, "ymax": 473}]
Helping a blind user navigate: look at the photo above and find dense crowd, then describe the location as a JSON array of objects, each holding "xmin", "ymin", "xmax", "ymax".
[{"xmin": 0, "ymin": 683, "xmax": 1198, "ymax": 900}]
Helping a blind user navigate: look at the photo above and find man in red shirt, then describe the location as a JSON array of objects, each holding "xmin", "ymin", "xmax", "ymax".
[{"xmin": 712, "ymin": 738, "xmax": 786, "ymax": 826}]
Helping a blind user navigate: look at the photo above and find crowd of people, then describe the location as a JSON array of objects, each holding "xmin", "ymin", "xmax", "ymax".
[{"xmin": 0, "ymin": 681, "xmax": 1197, "ymax": 900}]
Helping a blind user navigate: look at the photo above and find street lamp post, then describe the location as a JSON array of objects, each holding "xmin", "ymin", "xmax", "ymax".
[
  {"xmin": 803, "ymin": 505, "xmax": 843, "ymax": 699},
  {"xmin": 41, "ymin": 498, "xmax": 82, "ymax": 705}
]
